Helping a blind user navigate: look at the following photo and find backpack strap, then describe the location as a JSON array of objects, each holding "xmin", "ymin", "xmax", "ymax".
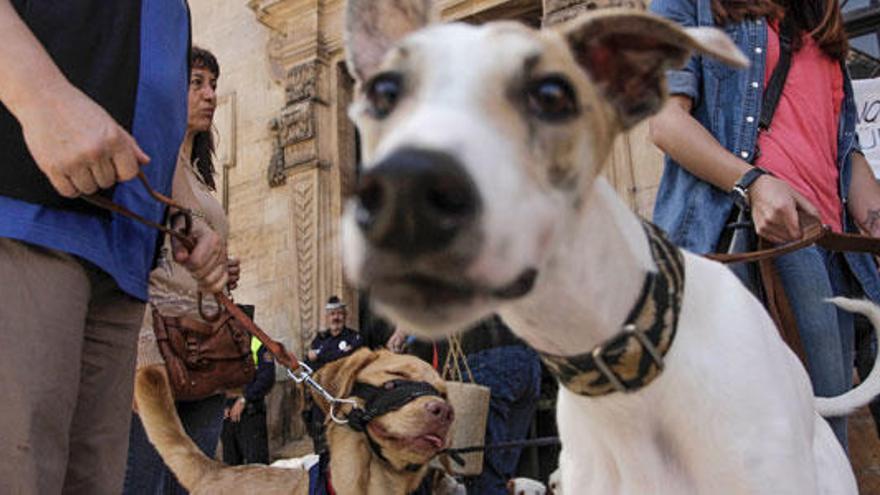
[{"xmin": 758, "ymin": 17, "xmax": 796, "ymax": 132}]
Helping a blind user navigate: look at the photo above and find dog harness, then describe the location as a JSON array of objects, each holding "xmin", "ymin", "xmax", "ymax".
[
  {"xmin": 348, "ymin": 380, "xmax": 441, "ymax": 429},
  {"xmin": 540, "ymin": 221, "xmax": 685, "ymax": 396}
]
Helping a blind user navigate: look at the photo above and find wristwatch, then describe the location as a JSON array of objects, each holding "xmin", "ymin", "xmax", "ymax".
[{"xmin": 731, "ymin": 167, "xmax": 768, "ymax": 210}]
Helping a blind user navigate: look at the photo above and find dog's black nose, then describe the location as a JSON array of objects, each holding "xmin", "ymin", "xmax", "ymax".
[{"xmin": 355, "ymin": 148, "xmax": 479, "ymax": 255}]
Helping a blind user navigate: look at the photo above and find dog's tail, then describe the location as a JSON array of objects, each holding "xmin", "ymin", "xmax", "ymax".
[
  {"xmin": 815, "ymin": 298, "xmax": 880, "ymax": 417},
  {"xmin": 134, "ymin": 366, "xmax": 222, "ymax": 489}
]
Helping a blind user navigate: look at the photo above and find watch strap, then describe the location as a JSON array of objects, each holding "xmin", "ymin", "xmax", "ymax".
[{"xmin": 731, "ymin": 167, "xmax": 768, "ymax": 209}]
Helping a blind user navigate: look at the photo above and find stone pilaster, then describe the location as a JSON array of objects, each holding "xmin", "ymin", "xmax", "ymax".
[{"xmin": 250, "ymin": 0, "xmax": 353, "ymax": 351}]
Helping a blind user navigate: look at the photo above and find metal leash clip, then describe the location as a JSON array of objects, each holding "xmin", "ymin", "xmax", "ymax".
[{"xmin": 286, "ymin": 362, "xmax": 360, "ymax": 424}]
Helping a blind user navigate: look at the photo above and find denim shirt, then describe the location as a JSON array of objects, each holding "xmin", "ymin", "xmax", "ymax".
[{"xmin": 650, "ymin": 0, "xmax": 880, "ymax": 303}]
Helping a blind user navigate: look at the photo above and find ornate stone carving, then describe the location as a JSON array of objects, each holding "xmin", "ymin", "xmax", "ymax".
[
  {"xmin": 286, "ymin": 61, "xmax": 319, "ymax": 104},
  {"xmin": 267, "ymin": 59, "xmax": 322, "ymax": 187},
  {"xmin": 293, "ymin": 173, "xmax": 317, "ymax": 343},
  {"xmin": 267, "ymin": 122, "xmax": 288, "ymax": 187},
  {"xmin": 278, "ymin": 101, "xmax": 315, "ymax": 145}
]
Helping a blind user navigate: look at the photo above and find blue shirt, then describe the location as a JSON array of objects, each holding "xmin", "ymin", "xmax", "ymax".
[
  {"xmin": 650, "ymin": 0, "xmax": 880, "ymax": 303},
  {"xmin": 0, "ymin": 0, "xmax": 190, "ymax": 301}
]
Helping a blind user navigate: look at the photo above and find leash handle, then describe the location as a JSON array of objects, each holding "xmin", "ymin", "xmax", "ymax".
[
  {"xmin": 707, "ymin": 222, "xmax": 829, "ymax": 264},
  {"xmin": 197, "ymin": 292, "xmax": 223, "ymax": 323},
  {"xmin": 81, "ymin": 173, "xmax": 299, "ymax": 372},
  {"xmin": 81, "ymin": 172, "xmax": 196, "ymax": 250},
  {"xmin": 708, "ymin": 221, "xmax": 880, "ymax": 264},
  {"xmin": 214, "ymin": 290, "xmax": 298, "ymax": 370}
]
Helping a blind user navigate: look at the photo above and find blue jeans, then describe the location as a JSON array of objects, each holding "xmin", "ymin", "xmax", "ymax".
[
  {"xmin": 773, "ymin": 246, "xmax": 859, "ymax": 449},
  {"xmin": 123, "ymin": 394, "xmax": 225, "ymax": 495},
  {"xmin": 464, "ymin": 345, "xmax": 542, "ymax": 495}
]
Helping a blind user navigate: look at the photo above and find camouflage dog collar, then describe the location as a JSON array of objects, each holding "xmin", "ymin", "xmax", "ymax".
[{"xmin": 540, "ymin": 221, "xmax": 685, "ymax": 397}]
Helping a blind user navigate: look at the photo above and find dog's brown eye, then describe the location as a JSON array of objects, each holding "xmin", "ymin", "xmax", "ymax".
[
  {"xmin": 366, "ymin": 73, "xmax": 403, "ymax": 119},
  {"xmin": 526, "ymin": 76, "xmax": 579, "ymax": 122}
]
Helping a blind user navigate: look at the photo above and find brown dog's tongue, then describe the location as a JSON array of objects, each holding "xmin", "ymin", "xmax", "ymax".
[{"xmin": 423, "ymin": 434, "xmax": 444, "ymax": 448}]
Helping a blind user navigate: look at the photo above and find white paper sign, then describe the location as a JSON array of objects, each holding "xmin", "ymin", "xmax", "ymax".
[{"xmin": 853, "ymin": 78, "xmax": 880, "ymax": 178}]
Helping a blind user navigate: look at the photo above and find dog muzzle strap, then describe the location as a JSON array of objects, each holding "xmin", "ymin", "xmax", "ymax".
[
  {"xmin": 343, "ymin": 379, "xmax": 442, "ymax": 473},
  {"xmin": 346, "ymin": 379, "xmax": 441, "ymax": 432}
]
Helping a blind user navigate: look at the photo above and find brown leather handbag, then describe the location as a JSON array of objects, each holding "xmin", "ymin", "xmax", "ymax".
[{"xmin": 151, "ymin": 304, "xmax": 256, "ymax": 401}]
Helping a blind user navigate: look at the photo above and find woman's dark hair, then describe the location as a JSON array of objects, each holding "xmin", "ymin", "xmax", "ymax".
[
  {"xmin": 712, "ymin": 0, "xmax": 849, "ymax": 61},
  {"xmin": 190, "ymin": 46, "xmax": 219, "ymax": 190}
]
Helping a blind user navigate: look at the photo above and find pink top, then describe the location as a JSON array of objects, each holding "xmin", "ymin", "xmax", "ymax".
[{"xmin": 754, "ymin": 22, "xmax": 844, "ymax": 232}]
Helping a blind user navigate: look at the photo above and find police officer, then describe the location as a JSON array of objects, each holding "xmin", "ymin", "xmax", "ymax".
[
  {"xmin": 303, "ymin": 295, "xmax": 364, "ymax": 453},
  {"xmin": 221, "ymin": 338, "xmax": 276, "ymax": 465},
  {"xmin": 306, "ymin": 296, "xmax": 363, "ymax": 370}
]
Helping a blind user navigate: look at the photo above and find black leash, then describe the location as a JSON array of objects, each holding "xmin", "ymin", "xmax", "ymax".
[{"xmin": 442, "ymin": 436, "xmax": 561, "ymax": 466}]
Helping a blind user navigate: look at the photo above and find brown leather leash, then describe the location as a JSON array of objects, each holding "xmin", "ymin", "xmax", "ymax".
[
  {"xmin": 81, "ymin": 172, "xmax": 298, "ymax": 371},
  {"xmin": 704, "ymin": 219, "xmax": 880, "ymax": 366},
  {"xmin": 706, "ymin": 221, "xmax": 880, "ymax": 264},
  {"xmin": 81, "ymin": 174, "xmax": 385, "ymax": 424}
]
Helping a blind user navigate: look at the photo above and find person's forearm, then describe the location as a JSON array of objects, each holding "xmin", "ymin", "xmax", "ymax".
[
  {"xmin": 847, "ymin": 152, "xmax": 880, "ymax": 235},
  {"xmin": 0, "ymin": 0, "xmax": 69, "ymax": 118},
  {"xmin": 649, "ymin": 96, "xmax": 753, "ymax": 192}
]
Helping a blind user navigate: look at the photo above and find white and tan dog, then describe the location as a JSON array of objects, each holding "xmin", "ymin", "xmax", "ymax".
[{"xmin": 340, "ymin": 1, "xmax": 880, "ymax": 494}]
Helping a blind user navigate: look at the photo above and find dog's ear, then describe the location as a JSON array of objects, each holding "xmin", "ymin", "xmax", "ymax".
[
  {"xmin": 312, "ymin": 348, "xmax": 380, "ymax": 414},
  {"xmin": 344, "ymin": 0, "xmax": 435, "ymax": 82},
  {"xmin": 561, "ymin": 8, "xmax": 747, "ymax": 130}
]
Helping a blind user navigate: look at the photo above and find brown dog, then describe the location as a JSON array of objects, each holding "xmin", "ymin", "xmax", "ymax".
[{"xmin": 134, "ymin": 348, "xmax": 454, "ymax": 495}]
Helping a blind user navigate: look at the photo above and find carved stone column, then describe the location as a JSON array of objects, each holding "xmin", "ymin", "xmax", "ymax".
[
  {"xmin": 248, "ymin": 0, "xmax": 347, "ymax": 450},
  {"xmin": 249, "ymin": 0, "xmax": 340, "ymax": 345}
]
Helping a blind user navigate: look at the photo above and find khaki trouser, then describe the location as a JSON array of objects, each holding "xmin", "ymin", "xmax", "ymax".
[{"xmin": 0, "ymin": 238, "xmax": 144, "ymax": 494}]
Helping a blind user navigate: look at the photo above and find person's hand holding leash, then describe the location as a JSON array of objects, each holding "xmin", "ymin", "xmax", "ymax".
[
  {"xmin": 168, "ymin": 143, "xmax": 228, "ymax": 294},
  {"xmin": 749, "ymin": 174, "xmax": 821, "ymax": 244},
  {"xmin": 17, "ymin": 82, "xmax": 149, "ymax": 197},
  {"xmin": 171, "ymin": 218, "xmax": 228, "ymax": 294}
]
